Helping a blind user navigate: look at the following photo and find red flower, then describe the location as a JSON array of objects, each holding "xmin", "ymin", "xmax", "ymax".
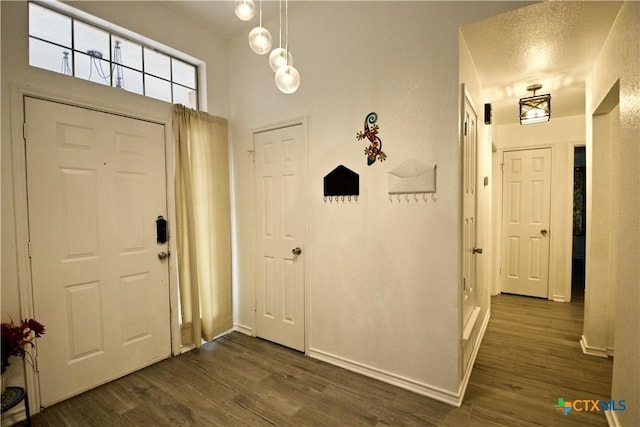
[{"xmin": 1, "ymin": 318, "xmax": 46, "ymax": 374}]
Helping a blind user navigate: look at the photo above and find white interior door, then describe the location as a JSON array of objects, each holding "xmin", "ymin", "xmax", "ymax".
[
  {"xmin": 501, "ymin": 148, "xmax": 552, "ymax": 298},
  {"xmin": 462, "ymin": 95, "xmax": 479, "ymax": 328},
  {"xmin": 254, "ymin": 123, "xmax": 306, "ymax": 352},
  {"xmin": 25, "ymin": 97, "xmax": 171, "ymax": 406}
]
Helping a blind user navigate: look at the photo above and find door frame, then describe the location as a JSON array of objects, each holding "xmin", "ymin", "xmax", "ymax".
[
  {"xmin": 9, "ymin": 84, "xmax": 180, "ymax": 414},
  {"xmin": 250, "ymin": 116, "xmax": 309, "ymax": 353}
]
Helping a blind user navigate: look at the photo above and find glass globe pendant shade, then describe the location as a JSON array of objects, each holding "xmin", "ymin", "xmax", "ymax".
[
  {"xmin": 235, "ymin": 0, "xmax": 256, "ymax": 21},
  {"xmin": 248, "ymin": 27, "xmax": 272, "ymax": 55},
  {"xmin": 275, "ymin": 65, "xmax": 301, "ymax": 94},
  {"xmin": 269, "ymin": 48, "xmax": 293, "ymax": 72}
]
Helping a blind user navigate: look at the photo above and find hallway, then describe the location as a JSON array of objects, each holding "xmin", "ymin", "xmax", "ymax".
[
  {"xmin": 465, "ymin": 294, "xmax": 612, "ymax": 426},
  {"xmin": 17, "ymin": 295, "xmax": 612, "ymax": 426}
]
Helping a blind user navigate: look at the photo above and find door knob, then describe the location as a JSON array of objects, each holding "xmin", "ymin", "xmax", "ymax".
[
  {"xmin": 541, "ymin": 229, "xmax": 548, "ymax": 236},
  {"xmin": 472, "ymin": 247, "xmax": 483, "ymax": 254},
  {"xmin": 158, "ymin": 251, "xmax": 169, "ymax": 260},
  {"xmin": 292, "ymin": 247, "xmax": 302, "ymax": 256}
]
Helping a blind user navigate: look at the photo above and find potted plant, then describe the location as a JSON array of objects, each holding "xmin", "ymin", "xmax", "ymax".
[{"xmin": 1, "ymin": 318, "xmax": 45, "ymax": 394}]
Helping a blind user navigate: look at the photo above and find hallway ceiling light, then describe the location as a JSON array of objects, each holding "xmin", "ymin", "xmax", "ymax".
[
  {"xmin": 520, "ymin": 84, "xmax": 551, "ymax": 124},
  {"xmin": 248, "ymin": 0, "xmax": 272, "ymax": 54},
  {"xmin": 235, "ymin": 0, "xmax": 256, "ymax": 21}
]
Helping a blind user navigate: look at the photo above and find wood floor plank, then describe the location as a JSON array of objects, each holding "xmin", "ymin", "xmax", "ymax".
[{"xmin": 11, "ymin": 293, "xmax": 612, "ymax": 426}]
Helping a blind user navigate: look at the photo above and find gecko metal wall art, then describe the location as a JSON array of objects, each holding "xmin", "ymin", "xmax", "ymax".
[{"xmin": 356, "ymin": 112, "xmax": 387, "ymax": 166}]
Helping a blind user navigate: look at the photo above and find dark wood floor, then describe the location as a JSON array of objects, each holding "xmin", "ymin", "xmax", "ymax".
[{"xmin": 15, "ymin": 294, "xmax": 612, "ymax": 426}]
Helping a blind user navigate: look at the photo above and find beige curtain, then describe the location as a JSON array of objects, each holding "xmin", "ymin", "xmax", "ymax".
[{"xmin": 173, "ymin": 105, "xmax": 232, "ymax": 346}]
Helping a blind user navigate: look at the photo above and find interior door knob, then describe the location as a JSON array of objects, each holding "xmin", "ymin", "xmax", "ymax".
[
  {"xmin": 541, "ymin": 229, "xmax": 548, "ymax": 235},
  {"xmin": 158, "ymin": 251, "xmax": 169, "ymax": 260},
  {"xmin": 292, "ymin": 247, "xmax": 302, "ymax": 255},
  {"xmin": 472, "ymin": 247, "xmax": 483, "ymax": 254}
]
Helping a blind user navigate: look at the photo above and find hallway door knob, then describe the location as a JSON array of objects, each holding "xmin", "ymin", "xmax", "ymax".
[
  {"xmin": 472, "ymin": 247, "xmax": 483, "ymax": 254},
  {"xmin": 292, "ymin": 247, "xmax": 302, "ymax": 256},
  {"xmin": 158, "ymin": 251, "xmax": 169, "ymax": 260},
  {"xmin": 541, "ymin": 229, "xmax": 548, "ymax": 236}
]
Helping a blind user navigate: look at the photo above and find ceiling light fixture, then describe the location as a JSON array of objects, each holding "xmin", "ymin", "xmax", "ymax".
[
  {"xmin": 234, "ymin": 0, "xmax": 255, "ymax": 21},
  {"xmin": 269, "ymin": 0, "xmax": 292, "ymax": 72},
  {"xmin": 274, "ymin": 0, "xmax": 300, "ymax": 94},
  {"xmin": 248, "ymin": 0, "xmax": 272, "ymax": 55},
  {"xmin": 519, "ymin": 84, "xmax": 551, "ymax": 125}
]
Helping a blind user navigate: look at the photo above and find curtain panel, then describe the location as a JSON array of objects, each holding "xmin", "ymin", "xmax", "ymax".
[{"xmin": 173, "ymin": 105, "xmax": 232, "ymax": 346}]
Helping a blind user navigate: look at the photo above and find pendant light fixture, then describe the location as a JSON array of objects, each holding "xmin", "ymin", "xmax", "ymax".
[
  {"xmin": 234, "ymin": 0, "xmax": 256, "ymax": 21},
  {"xmin": 248, "ymin": 0, "xmax": 272, "ymax": 55},
  {"xmin": 275, "ymin": 0, "xmax": 300, "ymax": 94},
  {"xmin": 519, "ymin": 84, "xmax": 551, "ymax": 124},
  {"xmin": 269, "ymin": 0, "xmax": 292, "ymax": 72}
]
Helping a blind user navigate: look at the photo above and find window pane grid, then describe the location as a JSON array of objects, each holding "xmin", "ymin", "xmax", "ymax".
[{"xmin": 28, "ymin": 2, "xmax": 199, "ymax": 109}]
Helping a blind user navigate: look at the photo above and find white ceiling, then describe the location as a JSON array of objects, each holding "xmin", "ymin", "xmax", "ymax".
[
  {"xmin": 461, "ymin": 1, "xmax": 622, "ymax": 124},
  {"xmin": 158, "ymin": 0, "xmax": 284, "ymax": 40},
  {"xmin": 159, "ymin": 1, "xmax": 622, "ymax": 125}
]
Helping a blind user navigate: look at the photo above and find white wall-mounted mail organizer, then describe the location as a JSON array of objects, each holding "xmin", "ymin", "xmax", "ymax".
[
  {"xmin": 387, "ymin": 158, "xmax": 437, "ymax": 202},
  {"xmin": 323, "ymin": 165, "xmax": 359, "ymax": 203}
]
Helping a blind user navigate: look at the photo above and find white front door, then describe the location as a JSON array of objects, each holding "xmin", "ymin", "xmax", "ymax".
[
  {"xmin": 501, "ymin": 148, "xmax": 552, "ymax": 298},
  {"xmin": 254, "ymin": 123, "xmax": 307, "ymax": 352},
  {"xmin": 462, "ymin": 95, "xmax": 479, "ymax": 327},
  {"xmin": 25, "ymin": 97, "xmax": 171, "ymax": 406}
]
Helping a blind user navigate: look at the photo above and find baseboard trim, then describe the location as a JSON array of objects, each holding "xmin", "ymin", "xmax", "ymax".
[
  {"xmin": 458, "ymin": 309, "xmax": 491, "ymax": 403},
  {"xmin": 605, "ymin": 409, "xmax": 620, "ymax": 427},
  {"xmin": 233, "ymin": 323, "xmax": 253, "ymax": 336},
  {"xmin": 580, "ymin": 335, "xmax": 613, "ymax": 358},
  {"xmin": 308, "ymin": 348, "xmax": 460, "ymax": 407}
]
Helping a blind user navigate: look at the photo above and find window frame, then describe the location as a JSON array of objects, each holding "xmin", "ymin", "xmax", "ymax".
[{"xmin": 28, "ymin": 1, "xmax": 200, "ymax": 109}]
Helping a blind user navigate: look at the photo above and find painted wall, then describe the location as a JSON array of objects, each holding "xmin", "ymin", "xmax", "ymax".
[
  {"xmin": 584, "ymin": 105, "xmax": 618, "ymax": 357},
  {"xmin": 229, "ymin": 1, "xmax": 527, "ymax": 401},
  {"xmin": 585, "ymin": 2, "xmax": 639, "ymax": 425},
  {"xmin": 1, "ymin": 0, "xmax": 229, "ymax": 390},
  {"xmin": 491, "ymin": 115, "xmax": 585, "ymax": 301}
]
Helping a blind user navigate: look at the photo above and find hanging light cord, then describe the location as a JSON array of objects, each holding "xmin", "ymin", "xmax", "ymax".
[
  {"xmin": 278, "ymin": 0, "xmax": 282, "ymax": 48},
  {"xmin": 285, "ymin": 0, "xmax": 290, "ymax": 63}
]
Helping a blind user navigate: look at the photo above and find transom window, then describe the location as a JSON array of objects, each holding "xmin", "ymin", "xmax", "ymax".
[{"xmin": 28, "ymin": 2, "xmax": 199, "ymax": 109}]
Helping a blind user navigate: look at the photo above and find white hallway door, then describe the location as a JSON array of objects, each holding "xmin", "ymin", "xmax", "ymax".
[
  {"xmin": 25, "ymin": 97, "xmax": 171, "ymax": 406},
  {"xmin": 254, "ymin": 124, "xmax": 307, "ymax": 352},
  {"xmin": 501, "ymin": 148, "xmax": 552, "ymax": 298},
  {"xmin": 462, "ymin": 94, "xmax": 479, "ymax": 328}
]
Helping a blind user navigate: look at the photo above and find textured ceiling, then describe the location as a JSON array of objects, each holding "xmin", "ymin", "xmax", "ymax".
[
  {"xmin": 461, "ymin": 1, "xmax": 622, "ymax": 124},
  {"xmin": 159, "ymin": 1, "xmax": 622, "ymax": 125}
]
